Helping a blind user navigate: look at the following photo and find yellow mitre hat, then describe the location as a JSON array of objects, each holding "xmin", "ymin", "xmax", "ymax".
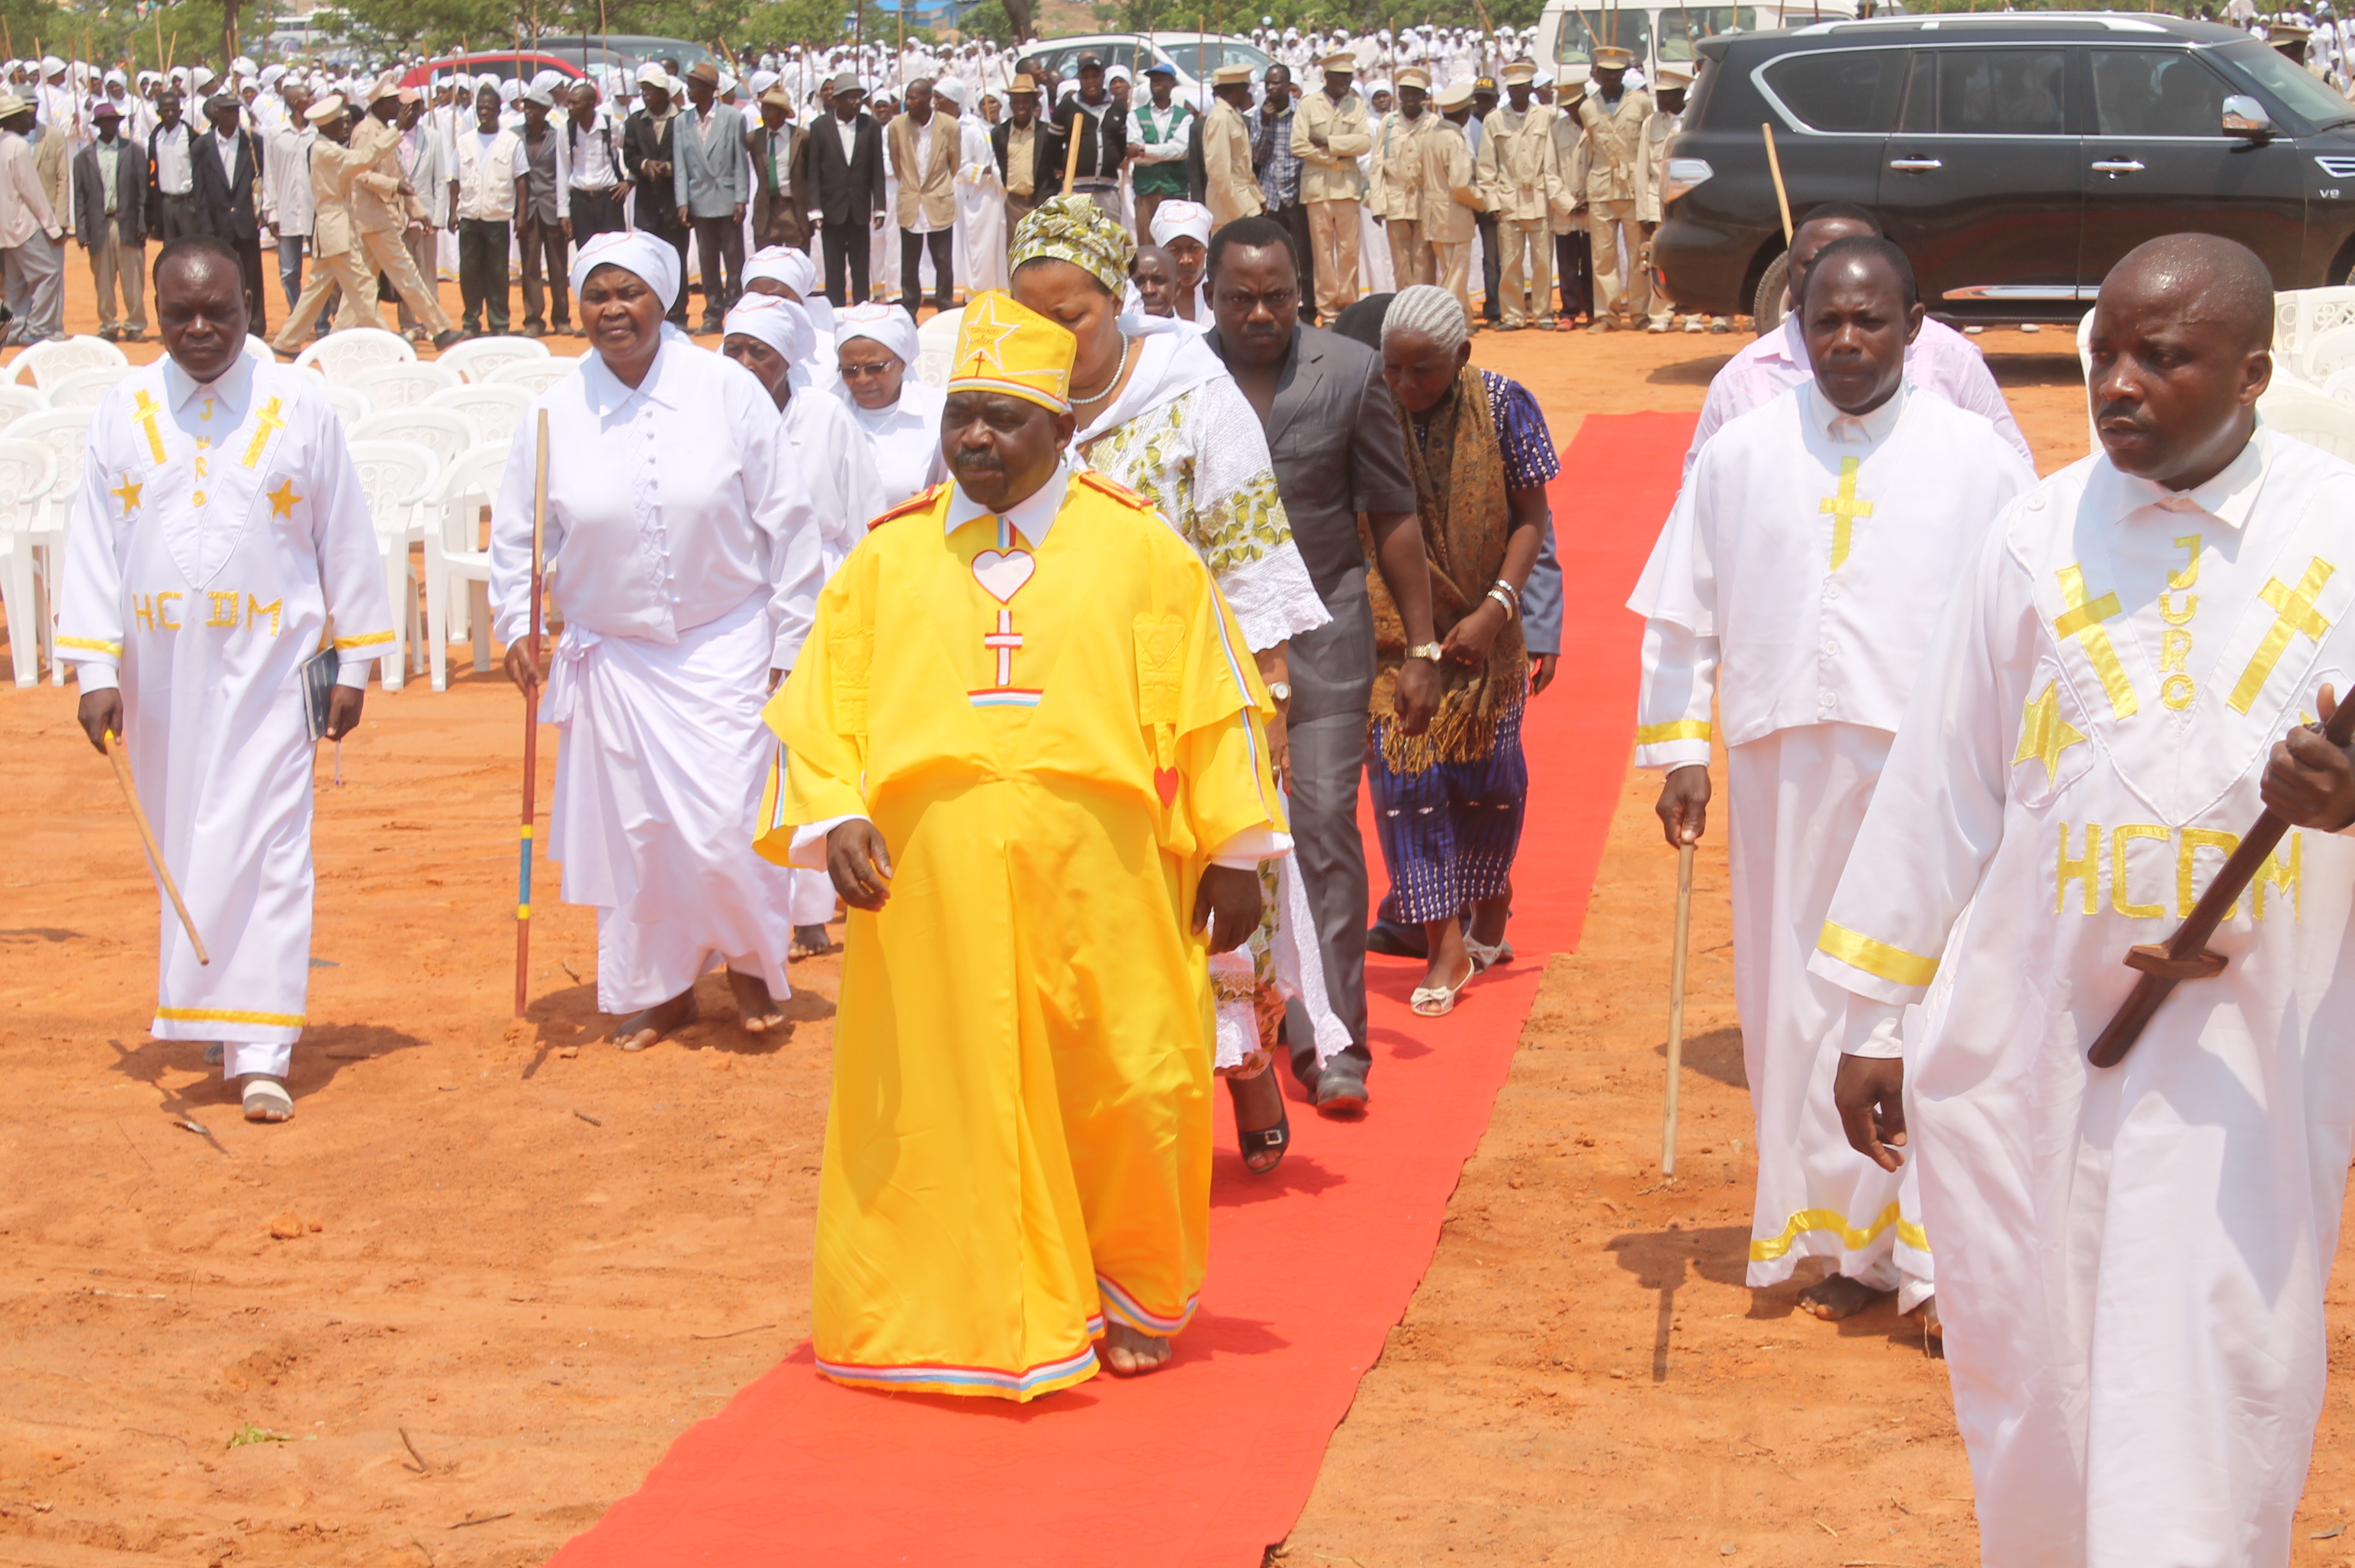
[{"xmin": 948, "ymin": 291, "xmax": 1076, "ymax": 414}]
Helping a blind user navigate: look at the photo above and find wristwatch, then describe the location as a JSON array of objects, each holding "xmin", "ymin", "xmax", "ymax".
[
  {"xmin": 1267, "ymin": 680, "xmax": 1292, "ymax": 702},
  {"xmin": 1405, "ymin": 642, "xmax": 1444, "ymax": 664}
]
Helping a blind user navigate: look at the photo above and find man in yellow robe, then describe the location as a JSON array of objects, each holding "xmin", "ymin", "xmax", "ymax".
[{"xmin": 760, "ymin": 291, "xmax": 1287, "ymax": 1400}]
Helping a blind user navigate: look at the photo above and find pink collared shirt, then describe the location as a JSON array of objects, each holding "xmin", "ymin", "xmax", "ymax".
[{"xmin": 1683, "ymin": 313, "xmax": 2032, "ymax": 476}]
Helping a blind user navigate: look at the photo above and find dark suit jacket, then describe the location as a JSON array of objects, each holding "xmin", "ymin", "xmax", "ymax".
[
  {"xmin": 747, "ymin": 122, "xmax": 808, "ymax": 250},
  {"xmin": 622, "ymin": 109, "xmax": 686, "ymax": 235},
  {"xmin": 73, "ymin": 137, "xmax": 148, "ymax": 246},
  {"xmin": 1049, "ymin": 98, "xmax": 1125, "ymax": 184},
  {"xmin": 990, "ymin": 117, "xmax": 1062, "ymax": 200},
  {"xmin": 190, "ymin": 127, "xmax": 262, "ymax": 241},
  {"xmin": 1204, "ymin": 320, "xmax": 1418, "ymax": 720},
  {"xmin": 802, "ymin": 111, "xmax": 885, "ymax": 229}
]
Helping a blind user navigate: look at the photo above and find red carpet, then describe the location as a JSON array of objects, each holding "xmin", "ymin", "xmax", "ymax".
[{"xmin": 548, "ymin": 411, "xmax": 1697, "ymax": 1568}]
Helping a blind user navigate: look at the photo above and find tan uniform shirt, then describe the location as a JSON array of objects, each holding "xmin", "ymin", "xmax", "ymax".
[
  {"xmin": 1367, "ymin": 108, "xmax": 1435, "ymax": 222},
  {"xmin": 1575, "ymin": 88, "xmax": 1654, "ymax": 205},
  {"xmin": 1418, "ymin": 116, "xmax": 1479, "ymax": 243},
  {"xmin": 1637, "ymin": 104, "xmax": 1681, "ymax": 225},
  {"xmin": 34, "ymin": 127, "xmax": 70, "ymax": 236},
  {"xmin": 1201, "ymin": 98, "xmax": 1264, "ymax": 228},
  {"xmin": 1005, "ymin": 121, "xmax": 1036, "ymax": 196},
  {"xmin": 1290, "ymin": 89, "xmax": 1371, "ymax": 204},
  {"xmin": 1476, "ymin": 102, "xmax": 1568, "ymax": 222},
  {"xmin": 345, "ymin": 115, "xmax": 415, "ymax": 236}
]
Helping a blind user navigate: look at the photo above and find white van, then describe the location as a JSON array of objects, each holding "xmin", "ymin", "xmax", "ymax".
[{"xmin": 1534, "ymin": 0, "xmax": 1862, "ymax": 85}]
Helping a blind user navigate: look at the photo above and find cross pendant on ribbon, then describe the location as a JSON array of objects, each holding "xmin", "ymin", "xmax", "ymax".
[{"xmin": 983, "ymin": 609, "xmax": 1024, "ymax": 686}]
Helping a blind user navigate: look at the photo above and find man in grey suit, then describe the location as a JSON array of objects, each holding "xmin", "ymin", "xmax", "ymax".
[
  {"xmin": 673, "ymin": 60, "xmax": 749, "ymax": 333},
  {"xmin": 1205, "ymin": 214, "xmax": 1443, "ymax": 1116}
]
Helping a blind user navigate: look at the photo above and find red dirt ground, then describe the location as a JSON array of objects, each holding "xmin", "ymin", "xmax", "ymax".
[{"xmin": 6, "ymin": 268, "xmax": 2351, "ymax": 1568}]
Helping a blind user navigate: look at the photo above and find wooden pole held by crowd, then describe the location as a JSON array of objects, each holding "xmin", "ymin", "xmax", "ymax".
[
  {"xmin": 2087, "ymin": 697, "xmax": 2355, "ymax": 1067},
  {"xmin": 515, "ymin": 410, "xmax": 550, "ymax": 1019},
  {"xmin": 1661, "ymin": 838, "xmax": 1693, "ymax": 1174},
  {"xmin": 1762, "ymin": 120, "xmax": 1792, "ymax": 243},
  {"xmin": 106, "ymin": 731, "xmax": 210, "ymax": 966}
]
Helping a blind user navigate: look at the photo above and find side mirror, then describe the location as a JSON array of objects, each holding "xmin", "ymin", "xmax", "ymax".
[{"xmin": 2223, "ymin": 93, "xmax": 2274, "ymax": 140}]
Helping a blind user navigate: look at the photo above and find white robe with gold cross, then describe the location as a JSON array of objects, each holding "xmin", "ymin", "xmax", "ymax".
[
  {"xmin": 1630, "ymin": 381, "xmax": 2035, "ymax": 1304},
  {"xmin": 1809, "ymin": 428, "xmax": 2355, "ymax": 1567},
  {"xmin": 57, "ymin": 355, "xmax": 394, "ymax": 1081}
]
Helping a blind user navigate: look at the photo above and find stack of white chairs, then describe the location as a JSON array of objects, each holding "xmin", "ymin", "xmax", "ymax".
[
  {"xmin": 427, "ymin": 383, "xmax": 533, "ymax": 450},
  {"xmin": 441, "ymin": 336, "xmax": 549, "ymax": 384},
  {"xmin": 0, "ymin": 385, "xmax": 40, "ymax": 432},
  {"xmin": 2260, "ymin": 394, "xmax": 2355, "ymax": 462},
  {"xmin": 2303, "ymin": 323, "xmax": 2355, "ymax": 385},
  {"xmin": 42, "ymin": 366, "xmax": 133, "ymax": 409},
  {"xmin": 294, "ymin": 327, "xmax": 415, "ymax": 385},
  {"xmin": 343, "ymin": 439, "xmax": 444, "ymax": 691},
  {"xmin": 0, "ymin": 437, "xmax": 56, "ymax": 688},
  {"xmin": 6, "ymin": 335, "xmax": 129, "ymax": 390},
  {"xmin": 9, "ymin": 409, "xmax": 93, "ymax": 685},
  {"xmin": 914, "ymin": 307, "xmax": 962, "ymax": 390},
  {"xmin": 323, "ymin": 384, "xmax": 371, "ymax": 427},
  {"xmin": 425, "ymin": 442, "xmax": 512, "ymax": 690},
  {"xmin": 2274, "ymin": 287, "xmax": 2355, "ymax": 364},
  {"xmin": 490, "ymin": 357, "xmax": 573, "ymax": 395},
  {"xmin": 351, "ymin": 361, "xmax": 460, "ymax": 410},
  {"xmin": 352, "ymin": 406, "xmax": 471, "ymax": 471}
]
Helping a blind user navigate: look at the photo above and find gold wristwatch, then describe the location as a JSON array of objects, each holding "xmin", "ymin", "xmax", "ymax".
[{"xmin": 1405, "ymin": 642, "xmax": 1444, "ymax": 663}]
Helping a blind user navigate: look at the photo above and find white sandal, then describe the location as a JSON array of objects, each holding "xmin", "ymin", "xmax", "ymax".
[
  {"xmin": 242, "ymin": 1078, "xmax": 294, "ymax": 1123},
  {"xmin": 1463, "ymin": 937, "xmax": 1515, "ymax": 972},
  {"xmin": 1410, "ymin": 958, "xmax": 1480, "ymax": 1017}
]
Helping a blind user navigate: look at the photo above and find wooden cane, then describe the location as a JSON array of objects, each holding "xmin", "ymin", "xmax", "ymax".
[
  {"xmin": 1762, "ymin": 120, "xmax": 1792, "ymax": 244},
  {"xmin": 1060, "ymin": 83, "xmax": 1085, "ymax": 193},
  {"xmin": 2087, "ymin": 695, "xmax": 2355, "ymax": 1067},
  {"xmin": 1662, "ymin": 838, "xmax": 1694, "ymax": 1174},
  {"xmin": 515, "ymin": 409, "xmax": 549, "ymax": 1018},
  {"xmin": 105, "ymin": 731, "xmax": 210, "ymax": 966}
]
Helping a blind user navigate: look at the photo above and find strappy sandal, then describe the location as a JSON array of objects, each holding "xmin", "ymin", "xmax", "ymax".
[
  {"xmin": 1464, "ymin": 937, "xmax": 1515, "ymax": 972},
  {"xmin": 1227, "ymin": 1078, "xmax": 1290, "ymax": 1176},
  {"xmin": 1409, "ymin": 957, "xmax": 1480, "ymax": 1017}
]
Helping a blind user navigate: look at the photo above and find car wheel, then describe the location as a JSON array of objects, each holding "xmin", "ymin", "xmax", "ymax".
[{"xmin": 1753, "ymin": 252, "xmax": 1791, "ymax": 336}]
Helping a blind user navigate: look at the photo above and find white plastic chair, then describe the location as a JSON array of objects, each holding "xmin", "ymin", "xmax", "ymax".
[
  {"xmin": 424, "ymin": 442, "xmax": 511, "ymax": 691},
  {"xmin": 2304, "ymin": 323, "xmax": 2355, "ymax": 384},
  {"xmin": 489, "ymin": 357, "xmax": 574, "ymax": 395},
  {"xmin": 294, "ymin": 327, "xmax": 416, "ymax": 385},
  {"xmin": 914, "ymin": 307, "xmax": 962, "ymax": 390},
  {"xmin": 244, "ymin": 334, "xmax": 275, "ymax": 363},
  {"xmin": 323, "ymin": 385, "xmax": 371, "ymax": 427},
  {"xmin": 425, "ymin": 383, "xmax": 534, "ymax": 449},
  {"xmin": 351, "ymin": 361, "xmax": 461, "ymax": 410},
  {"xmin": 40, "ymin": 365, "xmax": 133, "ymax": 408},
  {"xmin": 2275, "ymin": 286, "xmax": 2355, "ymax": 359},
  {"xmin": 439, "ymin": 335, "xmax": 551, "ymax": 384},
  {"xmin": 0, "ymin": 385, "xmax": 41, "ymax": 432},
  {"xmin": 2262, "ymin": 395, "xmax": 2355, "ymax": 462},
  {"xmin": 2324, "ymin": 365, "xmax": 2355, "ymax": 404},
  {"xmin": 343, "ymin": 439, "xmax": 445, "ymax": 691},
  {"xmin": 0, "ymin": 437, "xmax": 56, "ymax": 688},
  {"xmin": 352, "ymin": 407, "xmax": 473, "ymax": 470},
  {"xmin": 8, "ymin": 409, "xmax": 92, "ymax": 685},
  {"xmin": 6, "ymin": 335, "xmax": 130, "ymax": 389},
  {"xmin": 2075, "ymin": 307, "xmax": 2097, "ymax": 457}
]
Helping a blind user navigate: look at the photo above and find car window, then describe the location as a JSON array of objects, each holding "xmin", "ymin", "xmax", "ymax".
[
  {"xmin": 1929, "ymin": 48, "xmax": 2067, "ymax": 135},
  {"xmin": 1659, "ymin": 7, "xmax": 1759, "ymax": 62},
  {"xmin": 1761, "ymin": 47, "xmax": 1907, "ymax": 133},
  {"xmin": 2212, "ymin": 37, "xmax": 2355, "ymax": 130},
  {"xmin": 1553, "ymin": 8, "xmax": 1655, "ymax": 70},
  {"xmin": 1158, "ymin": 39, "xmax": 1272, "ymax": 78},
  {"xmin": 2091, "ymin": 48, "xmax": 2227, "ymax": 137}
]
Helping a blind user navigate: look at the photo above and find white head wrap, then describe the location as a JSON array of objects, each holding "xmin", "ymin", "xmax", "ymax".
[
  {"xmin": 724, "ymin": 293, "xmax": 818, "ymax": 366},
  {"xmin": 933, "ymin": 75, "xmax": 967, "ymax": 107},
  {"xmin": 750, "ymin": 69, "xmax": 779, "ymax": 95},
  {"xmin": 745, "ymin": 244, "xmax": 834, "ymax": 339},
  {"xmin": 570, "ymin": 230, "xmax": 682, "ymax": 311},
  {"xmin": 833, "ymin": 302, "xmax": 919, "ymax": 368},
  {"xmin": 1149, "ymin": 199, "xmax": 1213, "ymax": 249}
]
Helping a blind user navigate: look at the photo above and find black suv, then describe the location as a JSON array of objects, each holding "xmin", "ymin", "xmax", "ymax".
[{"xmin": 1653, "ymin": 14, "xmax": 2355, "ymax": 326}]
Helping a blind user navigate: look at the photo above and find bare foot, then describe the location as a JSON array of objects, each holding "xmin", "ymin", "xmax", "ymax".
[
  {"xmin": 727, "ymin": 970, "xmax": 787, "ymax": 1033},
  {"xmin": 1797, "ymin": 1274, "xmax": 1884, "ymax": 1322},
  {"xmin": 790, "ymin": 924, "xmax": 834, "ymax": 959},
  {"xmin": 613, "ymin": 990, "xmax": 697, "ymax": 1052},
  {"xmin": 1912, "ymin": 1294, "xmax": 1942, "ymax": 1340},
  {"xmin": 1101, "ymin": 1321, "xmax": 1174, "ymax": 1377}
]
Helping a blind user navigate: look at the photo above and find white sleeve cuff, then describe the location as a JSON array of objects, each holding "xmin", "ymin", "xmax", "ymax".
[
  {"xmin": 1210, "ymin": 824, "xmax": 1293, "ymax": 869},
  {"xmin": 334, "ymin": 657, "xmax": 371, "ymax": 689},
  {"xmin": 1634, "ymin": 741, "xmax": 1712, "ymax": 771},
  {"xmin": 789, "ymin": 814, "xmax": 863, "ymax": 871},
  {"xmin": 1841, "ymin": 996, "xmax": 1907, "ymax": 1059},
  {"xmin": 70, "ymin": 660, "xmax": 119, "ymax": 692}
]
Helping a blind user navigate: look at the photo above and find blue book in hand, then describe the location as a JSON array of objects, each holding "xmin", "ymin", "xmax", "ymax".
[{"xmin": 300, "ymin": 644, "xmax": 339, "ymax": 743}]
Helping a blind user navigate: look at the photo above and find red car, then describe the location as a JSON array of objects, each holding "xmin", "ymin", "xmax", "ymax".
[{"xmin": 398, "ymin": 51, "xmax": 596, "ymax": 91}]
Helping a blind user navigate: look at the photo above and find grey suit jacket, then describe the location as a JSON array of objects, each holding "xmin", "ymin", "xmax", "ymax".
[
  {"xmin": 673, "ymin": 104, "xmax": 750, "ymax": 217},
  {"xmin": 1207, "ymin": 321, "xmax": 1418, "ymax": 725}
]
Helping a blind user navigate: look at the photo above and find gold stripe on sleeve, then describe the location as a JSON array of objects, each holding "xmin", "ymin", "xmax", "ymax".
[
  {"xmin": 333, "ymin": 630, "xmax": 397, "ymax": 650},
  {"xmin": 1816, "ymin": 921, "xmax": 1939, "ymax": 988},
  {"xmin": 1635, "ymin": 719, "xmax": 1712, "ymax": 744},
  {"xmin": 56, "ymin": 635, "xmax": 124, "ymax": 655}
]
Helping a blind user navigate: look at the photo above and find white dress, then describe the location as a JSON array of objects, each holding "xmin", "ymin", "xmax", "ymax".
[
  {"xmin": 490, "ymin": 337, "xmax": 824, "ymax": 1014},
  {"xmin": 1632, "ymin": 382, "xmax": 2035, "ymax": 1308},
  {"xmin": 1810, "ymin": 428, "xmax": 2355, "ymax": 1566},
  {"xmin": 57, "ymin": 355, "xmax": 396, "ymax": 1082},
  {"xmin": 839, "ymin": 377, "xmax": 949, "ymax": 509}
]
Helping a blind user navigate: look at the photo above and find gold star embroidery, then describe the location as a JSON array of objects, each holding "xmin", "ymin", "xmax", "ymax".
[
  {"xmin": 267, "ymin": 479, "xmax": 303, "ymax": 519},
  {"xmin": 110, "ymin": 475, "xmax": 143, "ymax": 514},
  {"xmin": 2014, "ymin": 680, "xmax": 2087, "ymax": 786},
  {"xmin": 956, "ymin": 292, "xmax": 1020, "ymax": 377}
]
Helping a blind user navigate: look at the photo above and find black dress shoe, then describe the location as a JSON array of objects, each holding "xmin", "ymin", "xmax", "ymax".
[
  {"xmin": 1314, "ymin": 1065, "xmax": 1369, "ymax": 1117},
  {"xmin": 431, "ymin": 329, "xmax": 465, "ymax": 352},
  {"xmin": 1365, "ymin": 920, "xmax": 1428, "ymax": 959}
]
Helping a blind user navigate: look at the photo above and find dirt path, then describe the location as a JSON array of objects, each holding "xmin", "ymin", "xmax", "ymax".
[{"xmin": 15, "ymin": 270, "xmax": 2348, "ymax": 1568}]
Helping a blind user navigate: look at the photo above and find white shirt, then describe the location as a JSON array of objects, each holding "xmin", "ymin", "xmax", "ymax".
[
  {"xmin": 567, "ymin": 111, "xmax": 622, "ymax": 188},
  {"xmin": 1631, "ymin": 381, "xmax": 2037, "ymax": 769},
  {"xmin": 0, "ymin": 127, "xmax": 59, "ymax": 245},
  {"xmin": 834, "ymin": 114, "xmax": 859, "ymax": 162},
  {"xmin": 781, "ymin": 365, "xmax": 888, "ymax": 575},
  {"xmin": 151, "ymin": 121, "xmax": 193, "ymax": 194},
  {"xmin": 839, "ymin": 377, "xmax": 949, "ymax": 509}
]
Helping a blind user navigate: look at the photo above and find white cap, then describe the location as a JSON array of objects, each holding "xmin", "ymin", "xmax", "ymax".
[{"xmin": 635, "ymin": 60, "xmax": 669, "ymax": 87}]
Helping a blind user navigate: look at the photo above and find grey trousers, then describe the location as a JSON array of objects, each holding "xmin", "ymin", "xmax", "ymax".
[
  {"xmin": 1, "ymin": 232, "xmax": 64, "ymax": 343},
  {"xmin": 1281, "ymin": 574, "xmax": 1378, "ymax": 1088}
]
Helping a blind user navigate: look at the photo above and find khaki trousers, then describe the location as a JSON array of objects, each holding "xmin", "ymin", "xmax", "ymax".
[
  {"xmin": 1384, "ymin": 216, "xmax": 1434, "ymax": 290},
  {"xmin": 1306, "ymin": 198, "xmax": 1361, "ymax": 317},
  {"xmin": 359, "ymin": 223, "xmax": 453, "ymax": 337},
  {"xmin": 271, "ymin": 241, "xmax": 372, "ymax": 352},
  {"xmin": 396, "ymin": 227, "xmax": 440, "ymax": 334},
  {"xmin": 1430, "ymin": 238, "xmax": 1473, "ymax": 331},
  {"xmin": 88, "ymin": 226, "xmax": 146, "ymax": 334},
  {"xmin": 1496, "ymin": 215, "xmax": 1553, "ymax": 327},
  {"xmin": 1587, "ymin": 198, "xmax": 1650, "ymax": 321}
]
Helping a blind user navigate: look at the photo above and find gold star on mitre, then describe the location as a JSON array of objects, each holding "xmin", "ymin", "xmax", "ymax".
[
  {"xmin": 955, "ymin": 291, "xmax": 1023, "ymax": 377},
  {"xmin": 267, "ymin": 479, "xmax": 304, "ymax": 519},
  {"xmin": 109, "ymin": 474, "xmax": 142, "ymax": 514},
  {"xmin": 946, "ymin": 290, "xmax": 1076, "ymax": 413},
  {"xmin": 2014, "ymin": 680, "xmax": 2087, "ymax": 786}
]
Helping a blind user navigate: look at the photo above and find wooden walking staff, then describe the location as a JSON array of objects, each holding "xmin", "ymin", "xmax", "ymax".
[
  {"xmin": 105, "ymin": 731, "xmax": 210, "ymax": 966},
  {"xmin": 514, "ymin": 410, "xmax": 550, "ymax": 1018},
  {"xmin": 2087, "ymin": 696, "xmax": 2355, "ymax": 1067},
  {"xmin": 1661, "ymin": 838, "xmax": 1694, "ymax": 1173},
  {"xmin": 1762, "ymin": 121, "xmax": 1793, "ymax": 243}
]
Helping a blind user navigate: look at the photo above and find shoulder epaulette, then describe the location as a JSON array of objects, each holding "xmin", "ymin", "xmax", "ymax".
[
  {"xmin": 1075, "ymin": 469, "xmax": 1152, "ymax": 511},
  {"xmin": 867, "ymin": 484, "xmax": 949, "ymax": 531}
]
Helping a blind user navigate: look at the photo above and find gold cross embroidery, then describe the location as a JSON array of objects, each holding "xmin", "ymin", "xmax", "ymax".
[
  {"xmin": 2228, "ymin": 556, "xmax": 2335, "ymax": 714},
  {"xmin": 131, "ymin": 390, "xmax": 166, "ymax": 464},
  {"xmin": 2053, "ymin": 564, "xmax": 2139, "ymax": 721},
  {"xmin": 1819, "ymin": 456, "xmax": 1874, "ymax": 571},
  {"xmin": 242, "ymin": 396, "xmax": 287, "ymax": 468}
]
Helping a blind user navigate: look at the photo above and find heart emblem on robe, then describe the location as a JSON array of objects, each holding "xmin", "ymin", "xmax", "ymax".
[
  {"xmin": 971, "ymin": 549, "xmax": 1036, "ymax": 603},
  {"xmin": 1155, "ymin": 767, "xmax": 1180, "ymax": 807}
]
